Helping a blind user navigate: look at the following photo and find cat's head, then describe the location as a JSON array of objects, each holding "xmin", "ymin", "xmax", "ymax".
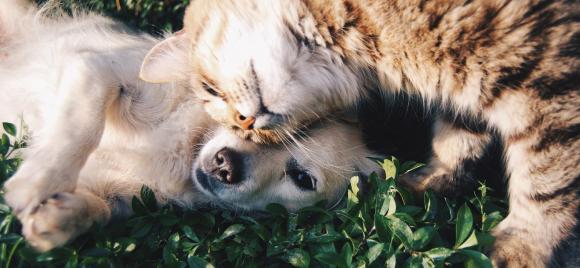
[
  {"xmin": 140, "ymin": 0, "xmax": 364, "ymax": 143},
  {"xmin": 193, "ymin": 119, "xmax": 382, "ymax": 212}
]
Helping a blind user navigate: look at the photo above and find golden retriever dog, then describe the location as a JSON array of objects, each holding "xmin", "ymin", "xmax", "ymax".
[{"xmin": 0, "ymin": 1, "xmax": 379, "ymax": 251}]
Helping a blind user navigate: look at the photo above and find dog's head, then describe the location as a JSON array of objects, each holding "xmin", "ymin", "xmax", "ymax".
[{"xmin": 192, "ymin": 119, "xmax": 381, "ymax": 212}]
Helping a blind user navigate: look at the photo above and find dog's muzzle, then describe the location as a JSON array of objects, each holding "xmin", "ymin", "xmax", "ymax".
[{"xmin": 194, "ymin": 147, "xmax": 245, "ymax": 195}]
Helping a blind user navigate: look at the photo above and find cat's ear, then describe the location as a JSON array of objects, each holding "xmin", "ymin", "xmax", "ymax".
[{"xmin": 140, "ymin": 32, "xmax": 190, "ymax": 83}]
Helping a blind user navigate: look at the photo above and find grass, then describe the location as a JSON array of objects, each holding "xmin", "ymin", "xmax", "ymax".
[
  {"xmin": 0, "ymin": 122, "xmax": 508, "ymax": 267},
  {"xmin": 35, "ymin": 0, "xmax": 191, "ymax": 34}
]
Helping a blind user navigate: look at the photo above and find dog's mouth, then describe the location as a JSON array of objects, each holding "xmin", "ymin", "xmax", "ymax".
[{"xmin": 193, "ymin": 168, "xmax": 221, "ymax": 197}]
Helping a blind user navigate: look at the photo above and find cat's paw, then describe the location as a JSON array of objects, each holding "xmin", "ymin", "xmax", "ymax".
[
  {"xmin": 399, "ymin": 163, "xmax": 450, "ymax": 193},
  {"xmin": 3, "ymin": 164, "xmax": 76, "ymax": 215},
  {"xmin": 490, "ymin": 233, "xmax": 547, "ymax": 268},
  {"xmin": 19, "ymin": 192, "xmax": 93, "ymax": 252}
]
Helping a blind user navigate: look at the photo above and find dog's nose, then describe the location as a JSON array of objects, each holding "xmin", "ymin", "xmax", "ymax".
[
  {"xmin": 209, "ymin": 148, "xmax": 242, "ymax": 184},
  {"xmin": 233, "ymin": 111, "xmax": 255, "ymax": 130}
]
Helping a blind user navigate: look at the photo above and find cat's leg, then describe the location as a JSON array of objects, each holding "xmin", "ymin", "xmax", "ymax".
[
  {"xmin": 4, "ymin": 53, "xmax": 120, "ymax": 214},
  {"xmin": 400, "ymin": 114, "xmax": 492, "ymax": 195},
  {"xmin": 490, "ymin": 132, "xmax": 579, "ymax": 267}
]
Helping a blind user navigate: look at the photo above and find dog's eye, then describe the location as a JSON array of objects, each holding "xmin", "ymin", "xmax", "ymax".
[
  {"xmin": 288, "ymin": 169, "xmax": 316, "ymax": 191},
  {"xmin": 201, "ymin": 82, "xmax": 220, "ymax": 97}
]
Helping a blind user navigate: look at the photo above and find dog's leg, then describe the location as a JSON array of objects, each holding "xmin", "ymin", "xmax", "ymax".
[
  {"xmin": 19, "ymin": 177, "xmax": 157, "ymax": 252},
  {"xmin": 400, "ymin": 114, "xmax": 492, "ymax": 195},
  {"xmin": 19, "ymin": 189, "xmax": 111, "ymax": 252},
  {"xmin": 4, "ymin": 53, "xmax": 120, "ymax": 214}
]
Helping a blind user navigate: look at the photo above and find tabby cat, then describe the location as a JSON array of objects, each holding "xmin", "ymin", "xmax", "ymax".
[{"xmin": 140, "ymin": 0, "xmax": 579, "ymax": 266}]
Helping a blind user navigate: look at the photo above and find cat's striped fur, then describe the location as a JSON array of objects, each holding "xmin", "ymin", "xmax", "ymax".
[{"xmin": 141, "ymin": 0, "xmax": 579, "ymax": 266}]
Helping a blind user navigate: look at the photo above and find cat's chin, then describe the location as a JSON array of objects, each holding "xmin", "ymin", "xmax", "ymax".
[
  {"xmin": 229, "ymin": 118, "xmax": 325, "ymax": 144},
  {"xmin": 229, "ymin": 127, "xmax": 284, "ymax": 144}
]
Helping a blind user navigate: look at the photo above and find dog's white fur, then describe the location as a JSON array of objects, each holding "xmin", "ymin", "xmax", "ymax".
[{"xmin": 0, "ymin": 1, "xmax": 379, "ymax": 251}]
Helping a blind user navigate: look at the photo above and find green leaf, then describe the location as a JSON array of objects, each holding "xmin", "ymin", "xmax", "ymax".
[
  {"xmin": 455, "ymin": 204, "xmax": 473, "ymax": 248},
  {"xmin": 475, "ymin": 232, "xmax": 495, "ymax": 248},
  {"xmin": 348, "ymin": 176, "xmax": 360, "ymax": 209},
  {"xmin": 286, "ymin": 249, "xmax": 310, "ymax": 268},
  {"xmin": 140, "ymin": 185, "xmax": 158, "ymax": 211},
  {"xmin": 377, "ymin": 194, "xmax": 390, "ymax": 215},
  {"xmin": 350, "ymin": 176, "xmax": 360, "ymax": 196},
  {"xmin": 1, "ymin": 134, "xmax": 9, "ymax": 155},
  {"xmin": 182, "ymin": 225, "xmax": 200, "ymax": 243},
  {"xmin": 457, "ymin": 231, "xmax": 478, "ymax": 249},
  {"xmin": 0, "ymin": 233, "xmax": 21, "ymax": 243},
  {"xmin": 461, "ymin": 249, "xmax": 492, "ymax": 268},
  {"xmin": 366, "ymin": 242, "xmax": 384, "ymax": 265},
  {"xmin": 219, "ymin": 224, "xmax": 245, "ymax": 240},
  {"xmin": 297, "ymin": 206, "xmax": 334, "ymax": 226},
  {"xmin": 399, "ymin": 205, "xmax": 423, "ymax": 216},
  {"xmin": 421, "ymin": 190, "xmax": 438, "ymax": 221},
  {"xmin": 162, "ymin": 233, "xmax": 181, "ymax": 267},
  {"xmin": 160, "ymin": 214, "xmax": 179, "ymax": 226},
  {"xmin": 266, "ymin": 203, "xmax": 288, "ymax": 218},
  {"xmin": 386, "ymin": 215, "xmax": 414, "ymax": 249},
  {"xmin": 400, "ymin": 161, "xmax": 425, "ymax": 175},
  {"xmin": 130, "ymin": 220, "xmax": 153, "ymax": 238},
  {"xmin": 36, "ymin": 248, "xmax": 73, "ymax": 262},
  {"xmin": 385, "ymin": 253, "xmax": 397, "ymax": 267},
  {"xmin": 168, "ymin": 232, "xmax": 180, "ymax": 248},
  {"xmin": 413, "ymin": 226, "xmax": 435, "ymax": 250},
  {"xmin": 394, "ymin": 212, "xmax": 416, "ymax": 226},
  {"xmin": 382, "ymin": 159, "xmax": 398, "ymax": 179},
  {"xmin": 2, "ymin": 122, "xmax": 16, "ymax": 136},
  {"xmin": 387, "ymin": 195, "xmax": 397, "ymax": 216},
  {"xmin": 64, "ymin": 253, "xmax": 78, "ymax": 268},
  {"xmin": 82, "ymin": 247, "xmax": 111, "ymax": 257},
  {"xmin": 424, "ymin": 247, "xmax": 455, "ymax": 262},
  {"xmin": 187, "ymin": 255, "xmax": 215, "ymax": 268},
  {"xmin": 250, "ymin": 223, "xmax": 270, "ymax": 241},
  {"xmin": 304, "ymin": 232, "xmax": 343, "ymax": 243},
  {"xmin": 314, "ymin": 252, "xmax": 341, "ymax": 267},
  {"xmin": 374, "ymin": 214, "xmax": 391, "ymax": 242},
  {"xmin": 404, "ymin": 255, "xmax": 424, "ymax": 268},
  {"xmin": 340, "ymin": 243, "xmax": 353, "ymax": 268},
  {"xmin": 482, "ymin": 211, "xmax": 504, "ymax": 231},
  {"xmin": 131, "ymin": 196, "xmax": 148, "ymax": 215}
]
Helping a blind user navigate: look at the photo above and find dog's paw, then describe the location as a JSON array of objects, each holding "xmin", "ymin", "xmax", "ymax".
[
  {"xmin": 3, "ymin": 165, "xmax": 76, "ymax": 214},
  {"xmin": 19, "ymin": 192, "xmax": 93, "ymax": 252}
]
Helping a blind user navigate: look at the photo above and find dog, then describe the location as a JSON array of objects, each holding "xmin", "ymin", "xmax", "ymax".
[{"xmin": 0, "ymin": 1, "xmax": 380, "ymax": 251}]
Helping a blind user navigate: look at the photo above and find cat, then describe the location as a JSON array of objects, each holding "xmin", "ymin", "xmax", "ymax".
[{"xmin": 140, "ymin": 0, "xmax": 580, "ymax": 266}]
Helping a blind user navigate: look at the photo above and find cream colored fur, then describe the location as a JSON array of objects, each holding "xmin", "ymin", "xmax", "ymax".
[{"xmin": 0, "ymin": 1, "xmax": 380, "ymax": 252}]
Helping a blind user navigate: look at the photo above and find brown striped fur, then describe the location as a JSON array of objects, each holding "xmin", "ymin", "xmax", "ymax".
[{"xmin": 145, "ymin": 0, "xmax": 580, "ymax": 266}]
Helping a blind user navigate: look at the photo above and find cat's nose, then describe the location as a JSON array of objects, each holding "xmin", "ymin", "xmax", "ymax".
[
  {"xmin": 208, "ymin": 148, "xmax": 243, "ymax": 184},
  {"xmin": 233, "ymin": 111, "xmax": 255, "ymax": 130}
]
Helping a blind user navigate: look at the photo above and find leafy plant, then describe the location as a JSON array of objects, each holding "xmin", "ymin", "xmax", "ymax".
[
  {"xmin": 0, "ymin": 121, "xmax": 507, "ymax": 267},
  {"xmin": 35, "ymin": 0, "xmax": 191, "ymax": 34}
]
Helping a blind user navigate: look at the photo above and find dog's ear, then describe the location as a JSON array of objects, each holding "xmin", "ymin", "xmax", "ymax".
[{"xmin": 140, "ymin": 32, "xmax": 190, "ymax": 83}]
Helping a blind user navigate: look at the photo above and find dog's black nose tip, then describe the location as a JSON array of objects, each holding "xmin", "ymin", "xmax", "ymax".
[{"xmin": 210, "ymin": 148, "xmax": 242, "ymax": 184}]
